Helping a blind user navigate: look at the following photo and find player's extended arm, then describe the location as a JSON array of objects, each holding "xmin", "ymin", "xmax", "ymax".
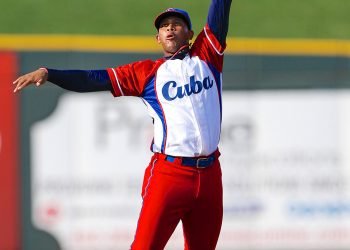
[
  {"xmin": 207, "ymin": 0, "xmax": 232, "ymax": 46},
  {"xmin": 13, "ymin": 68, "xmax": 112, "ymax": 93}
]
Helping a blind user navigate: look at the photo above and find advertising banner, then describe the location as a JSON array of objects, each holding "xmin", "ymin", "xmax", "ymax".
[{"xmin": 30, "ymin": 90, "xmax": 350, "ymax": 250}]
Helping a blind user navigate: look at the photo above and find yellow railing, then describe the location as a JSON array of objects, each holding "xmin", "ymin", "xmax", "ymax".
[{"xmin": 1, "ymin": 34, "xmax": 350, "ymax": 57}]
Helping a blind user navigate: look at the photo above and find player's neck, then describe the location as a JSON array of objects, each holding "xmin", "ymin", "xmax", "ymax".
[{"xmin": 165, "ymin": 45, "xmax": 190, "ymax": 60}]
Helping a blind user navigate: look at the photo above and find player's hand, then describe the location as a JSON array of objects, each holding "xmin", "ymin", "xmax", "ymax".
[{"xmin": 13, "ymin": 68, "xmax": 48, "ymax": 93}]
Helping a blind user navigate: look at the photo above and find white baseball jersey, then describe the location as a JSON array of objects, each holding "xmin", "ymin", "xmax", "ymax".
[{"xmin": 107, "ymin": 25, "xmax": 226, "ymax": 157}]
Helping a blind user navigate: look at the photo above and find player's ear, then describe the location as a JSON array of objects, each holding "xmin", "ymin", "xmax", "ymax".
[{"xmin": 156, "ymin": 34, "xmax": 161, "ymax": 44}]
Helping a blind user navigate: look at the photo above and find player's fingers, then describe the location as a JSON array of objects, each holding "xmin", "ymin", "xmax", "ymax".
[
  {"xmin": 13, "ymin": 82, "xmax": 24, "ymax": 93},
  {"xmin": 14, "ymin": 79, "xmax": 31, "ymax": 93},
  {"xmin": 13, "ymin": 75, "xmax": 25, "ymax": 87},
  {"xmin": 13, "ymin": 75, "xmax": 27, "ymax": 85},
  {"xmin": 13, "ymin": 84, "xmax": 21, "ymax": 93},
  {"xmin": 13, "ymin": 77, "xmax": 24, "ymax": 92},
  {"xmin": 36, "ymin": 78, "xmax": 43, "ymax": 86},
  {"xmin": 12, "ymin": 78, "xmax": 19, "ymax": 85}
]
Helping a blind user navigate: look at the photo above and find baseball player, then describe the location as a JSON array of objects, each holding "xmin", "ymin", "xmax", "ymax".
[{"xmin": 13, "ymin": 0, "xmax": 232, "ymax": 249}]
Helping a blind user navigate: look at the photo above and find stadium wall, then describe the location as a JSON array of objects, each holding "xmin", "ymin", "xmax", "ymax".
[{"xmin": 1, "ymin": 45, "xmax": 350, "ymax": 249}]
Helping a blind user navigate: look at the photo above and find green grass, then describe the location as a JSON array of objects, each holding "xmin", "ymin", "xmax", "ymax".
[
  {"xmin": 0, "ymin": 0, "xmax": 349, "ymax": 39},
  {"xmin": 232, "ymin": 0, "xmax": 350, "ymax": 39}
]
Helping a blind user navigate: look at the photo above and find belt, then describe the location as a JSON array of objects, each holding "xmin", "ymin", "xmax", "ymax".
[{"xmin": 162, "ymin": 151, "xmax": 218, "ymax": 168}]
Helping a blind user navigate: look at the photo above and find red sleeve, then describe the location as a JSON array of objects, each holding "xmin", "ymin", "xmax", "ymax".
[
  {"xmin": 106, "ymin": 59, "xmax": 159, "ymax": 97},
  {"xmin": 191, "ymin": 24, "xmax": 226, "ymax": 72}
]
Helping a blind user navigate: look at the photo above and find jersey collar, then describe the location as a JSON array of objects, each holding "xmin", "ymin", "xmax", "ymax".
[{"xmin": 165, "ymin": 45, "xmax": 190, "ymax": 60}]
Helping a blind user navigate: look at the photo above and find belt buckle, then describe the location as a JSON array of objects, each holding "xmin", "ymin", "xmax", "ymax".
[{"xmin": 196, "ymin": 157, "xmax": 209, "ymax": 168}]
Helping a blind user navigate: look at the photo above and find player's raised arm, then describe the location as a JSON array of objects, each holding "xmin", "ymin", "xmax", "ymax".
[
  {"xmin": 207, "ymin": 0, "xmax": 232, "ymax": 46},
  {"xmin": 13, "ymin": 68, "xmax": 112, "ymax": 93}
]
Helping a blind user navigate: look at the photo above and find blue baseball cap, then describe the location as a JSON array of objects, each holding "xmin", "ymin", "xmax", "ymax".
[{"xmin": 154, "ymin": 8, "xmax": 192, "ymax": 30}]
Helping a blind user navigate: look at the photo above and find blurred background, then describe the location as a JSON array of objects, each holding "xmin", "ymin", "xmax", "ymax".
[{"xmin": 1, "ymin": 0, "xmax": 350, "ymax": 249}]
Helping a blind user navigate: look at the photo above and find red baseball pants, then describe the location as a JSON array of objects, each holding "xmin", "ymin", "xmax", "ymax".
[{"xmin": 130, "ymin": 151, "xmax": 223, "ymax": 250}]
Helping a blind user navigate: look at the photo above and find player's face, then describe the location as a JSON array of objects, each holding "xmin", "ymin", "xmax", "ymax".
[{"xmin": 156, "ymin": 16, "xmax": 194, "ymax": 56}]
